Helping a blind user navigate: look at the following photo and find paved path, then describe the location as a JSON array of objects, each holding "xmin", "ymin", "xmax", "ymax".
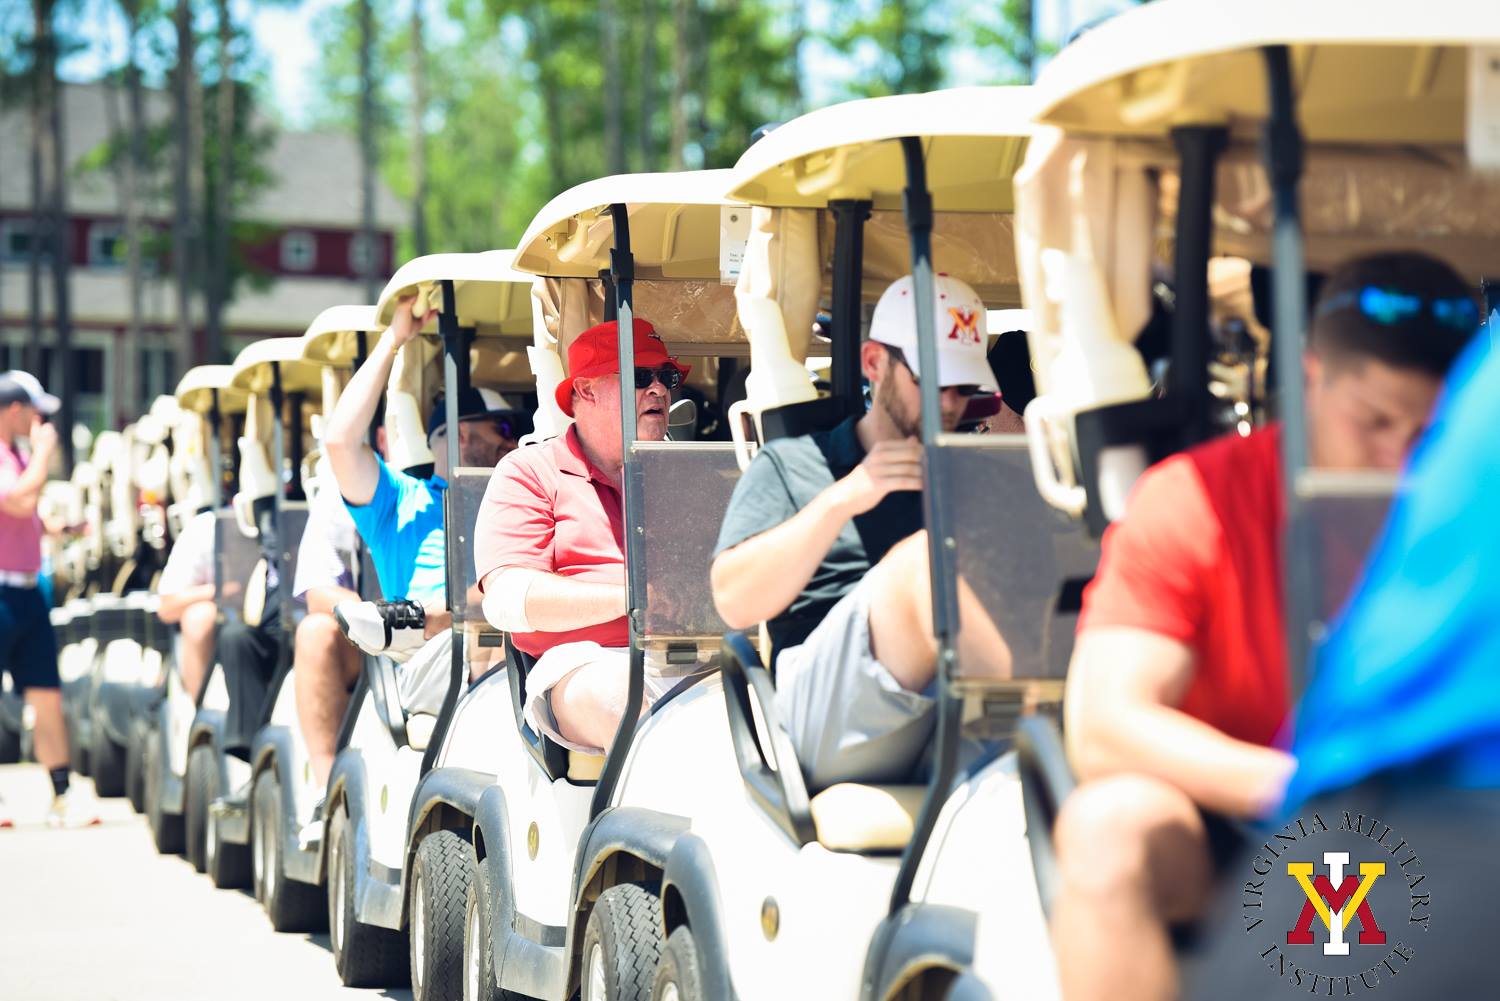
[{"xmin": 0, "ymin": 764, "xmax": 412, "ymax": 1001}]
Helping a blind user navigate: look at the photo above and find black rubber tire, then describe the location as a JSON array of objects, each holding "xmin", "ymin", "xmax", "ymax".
[
  {"xmin": 253, "ymin": 770, "xmax": 325, "ymax": 932},
  {"xmin": 67, "ymin": 714, "xmax": 89, "ymax": 776},
  {"xmin": 328, "ymin": 805, "xmax": 409, "ymax": 987},
  {"xmin": 125, "ymin": 721, "xmax": 148, "ymax": 813},
  {"xmin": 463, "ymin": 858, "xmax": 500, "ymax": 1001},
  {"xmin": 184, "ymin": 743, "xmax": 214, "ymax": 872},
  {"xmin": 205, "ymin": 793, "xmax": 252, "ymax": 890},
  {"xmin": 143, "ymin": 730, "xmax": 184, "ymax": 854},
  {"xmin": 581, "ymin": 882, "xmax": 665, "ymax": 1001},
  {"xmin": 90, "ymin": 725, "xmax": 127, "ymax": 798},
  {"xmin": 410, "ymin": 829, "xmax": 475, "ymax": 1001},
  {"xmin": 0, "ymin": 716, "xmax": 20, "ymax": 765},
  {"xmin": 651, "ymin": 926, "xmax": 703, "ymax": 1001}
]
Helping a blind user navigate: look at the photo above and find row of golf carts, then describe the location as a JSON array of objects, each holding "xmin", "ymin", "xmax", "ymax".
[{"xmin": 31, "ymin": 4, "xmax": 1492, "ymax": 999}]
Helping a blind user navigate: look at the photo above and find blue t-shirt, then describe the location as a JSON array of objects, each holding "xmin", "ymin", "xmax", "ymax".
[
  {"xmin": 1284, "ymin": 336, "xmax": 1500, "ymax": 808},
  {"xmin": 344, "ymin": 457, "xmax": 447, "ymax": 607}
]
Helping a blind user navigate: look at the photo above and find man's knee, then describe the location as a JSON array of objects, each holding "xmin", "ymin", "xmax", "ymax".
[
  {"xmin": 181, "ymin": 601, "xmax": 217, "ymax": 643},
  {"xmin": 1055, "ymin": 774, "xmax": 1204, "ymax": 900},
  {"xmin": 296, "ymin": 612, "xmax": 342, "ymax": 659}
]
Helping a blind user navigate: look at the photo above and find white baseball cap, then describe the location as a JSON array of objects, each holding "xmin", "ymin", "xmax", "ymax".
[
  {"xmin": 868, "ymin": 275, "xmax": 997, "ymax": 391},
  {"xmin": 0, "ymin": 370, "xmax": 60, "ymax": 415}
]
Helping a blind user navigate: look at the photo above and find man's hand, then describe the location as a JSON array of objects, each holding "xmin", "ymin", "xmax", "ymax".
[
  {"xmin": 28, "ymin": 418, "xmax": 58, "ymax": 459},
  {"xmin": 831, "ymin": 440, "xmax": 924, "ymax": 517},
  {"xmin": 389, "ymin": 296, "xmax": 422, "ymax": 349}
]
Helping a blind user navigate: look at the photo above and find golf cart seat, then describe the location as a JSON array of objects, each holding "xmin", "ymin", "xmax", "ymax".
[
  {"xmin": 809, "ymin": 783, "xmax": 927, "ymax": 852},
  {"xmin": 501, "ymin": 637, "xmax": 604, "ymax": 783}
]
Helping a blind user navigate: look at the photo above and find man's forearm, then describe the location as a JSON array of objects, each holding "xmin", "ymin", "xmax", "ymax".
[
  {"xmin": 304, "ymin": 584, "xmax": 360, "ymax": 617},
  {"xmin": 1073, "ymin": 706, "xmax": 1295, "ymax": 819},
  {"xmin": 0, "ymin": 456, "xmax": 50, "ymax": 518},
  {"xmin": 710, "ymin": 487, "xmax": 850, "ymax": 629},
  {"xmin": 158, "ymin": 585, "xmax": 216, "ymax": 624},
  {"xmin": 325, "ymin": 329, "xmax": 400, "ymax": 504},
  {"xmin": 518, "ymin": 573, "xmax": 624, "ymax": 633}
]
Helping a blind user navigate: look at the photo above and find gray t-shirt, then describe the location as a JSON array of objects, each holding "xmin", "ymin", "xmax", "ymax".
[{"xmin": 714, "ymin": 416, "xmax": 923, "ymax": 658}]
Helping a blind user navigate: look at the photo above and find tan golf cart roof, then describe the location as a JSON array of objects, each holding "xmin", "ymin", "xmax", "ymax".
[
  {"xmin": 174, "ymin": 365, "xmax": 248, "ymax": 415},
  {"xmin": 301, "ymin": 305, "xmax": 380, "ymax": 367},
  {"xmin": 229, "ymin": 336, "xmax": 324, "ymax": 396},
  {"xmin": 1033, "ymin": 0, "xmax": 1485, "ymax": 143},
  {"xmin": 513, "ymin": 170, "xmax": 734, "ymax": 281},
  {"xmin": 725, "ymin": 86, "xmax": 1034, "ymax": 212},
  {"xmin": 375, "ymin": 250, "xmax": 534, "ymax": 341}
]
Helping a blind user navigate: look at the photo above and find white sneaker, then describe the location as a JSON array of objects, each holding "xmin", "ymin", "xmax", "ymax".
[
  {"xmin": 0, "ymin": 793, "xmax": 13, "ymax": 829},
  {"xmin": 334, "ymin": 599, "xmax": 428, "ymax": 662},
  {"xmin": 46, "ymin": 787, "xmax": 101, "ymax": 829}
]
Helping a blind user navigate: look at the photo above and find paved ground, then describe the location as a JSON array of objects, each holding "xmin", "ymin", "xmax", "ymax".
[{"xmin": 0, "ymin": 764, "xmax": 413, "ymax": 1001}]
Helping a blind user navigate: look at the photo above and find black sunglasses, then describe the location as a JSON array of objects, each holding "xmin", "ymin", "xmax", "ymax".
[
  {"xmin": 633, "ymin": 366, "xmax": 683, "ymax": 391},
  {"xmin": 883, "ymin": 344, "xmax": 985, "ymax": 397}
]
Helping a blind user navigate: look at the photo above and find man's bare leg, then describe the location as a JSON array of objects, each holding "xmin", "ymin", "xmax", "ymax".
[
  {"xmin": 178, "ymin": 600, "xmax": 218, "ymax": 699},
  {"xmin": 27, "ymin": 687, "xmax": 66, "ymax": 771},
  {"xmin": 1051, "ymin": 774, "xmax": 1212, "ymax": 1001},
  {"xmin": 294, "ymin": 612, "xmax": 361, "ymax": 786},
  {"xmin": 550, "ymin": 658, "xmax": 637, "ymax": 753}
]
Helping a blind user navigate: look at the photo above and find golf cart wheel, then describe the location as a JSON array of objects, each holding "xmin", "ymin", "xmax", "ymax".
[
  {"xmin": 328, "ymin": 805, "xmax": 409, "ymax": 987},
  {"xmin": 205, "ymin": 796, "xmax": 252, "ymax": 890},
  {"xmin": 143, "ymin": 732, "xmax": 184, "ymax": 854},
  {"xmin": 0, "ymin": 717, "xmax": 19, "ymax": 764},
  {"xmin": 125, "ymin": 721, "xmax": 148, "ymax": 813},
  {"xmin": 184, "ymin": 743, "xmax": 215, "ymax": 872},
  {"xmin": 581, "ymin": 882, "xmax": 665, "ymax": 1001},
  {"xmin": 67, "ymin": 719, "xmax": 89, "ymax": 776},
  {"xmin": 410, "ymin": 829, "xmax": 475, "ymax": 1001},
  {"xmin": 651, "ymin": 926, "xmax": 704, "ymax": 1001},
  {"xmin": 90, "ymin": 725, "xmax": 127, "ymax": 798},
  {"xmin": 463, "ymin": 858, "xmax": 513, "ymax": 1001},
  {"xmin": 253, "ymin": 770, "xmax": 324, "ymax": 932}
]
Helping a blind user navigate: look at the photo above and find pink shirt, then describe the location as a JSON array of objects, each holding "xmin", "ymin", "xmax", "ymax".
[
  {"xmin": 473, "ymin": 426, "xmax": 626, "ymax": 657},
  {"xmin": 0, "ymin": 441, "xmax": 42, "ymax": 574}
]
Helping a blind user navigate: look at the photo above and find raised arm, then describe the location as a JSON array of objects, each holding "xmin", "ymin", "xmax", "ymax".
[
  {"xmin": 0, "ymin": 419, "xmax": 57, "ymax": 519},
  {"xmin": 325, "ymin": 298, "xmax": 419, "ymax": 505},
  {"xmin": 711, "ymin": 439, "xmax": 923, "ymax": 629}
]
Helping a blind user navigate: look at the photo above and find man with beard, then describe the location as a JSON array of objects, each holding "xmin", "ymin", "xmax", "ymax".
[
  {"xmin": 710, "ymin": 275, "xmax": 1008, "ymax": 788},
  {"xmin": 325, "ymin": 297, "xmax": 523, "ymax": 718}
]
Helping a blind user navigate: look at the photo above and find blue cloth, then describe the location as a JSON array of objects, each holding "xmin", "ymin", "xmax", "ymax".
[
  {"xmin": 1284, "ymin": 336, "xmax": 1500, "ymax": 808},
  {"xmin": 344, "ymin": 457, "xmax": 448, "ymax": 607}
]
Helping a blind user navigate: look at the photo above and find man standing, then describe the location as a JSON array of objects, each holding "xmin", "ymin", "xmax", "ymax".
[{"xmin": 0, "ymin": 371, "xmax": 95, "ymax": 827}]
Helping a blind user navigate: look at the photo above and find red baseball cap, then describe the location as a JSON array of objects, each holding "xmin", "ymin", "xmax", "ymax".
[{"xmin": 555, "ymin": 318, "xmax": 691, "ymax": 417}]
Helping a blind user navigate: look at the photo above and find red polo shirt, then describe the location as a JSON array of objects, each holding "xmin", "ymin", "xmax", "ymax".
[
  {"xmin": 1078, "ymin": 426, "xmax": 1289, "ymax": 747},
  {"xmin": 473, "ymin": 426, "xmax": 627, "ymax": 656}
]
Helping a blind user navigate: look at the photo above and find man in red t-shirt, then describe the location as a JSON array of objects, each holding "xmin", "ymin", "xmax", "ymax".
[
  {"xmin": 474, "ymin": 319, "xmax": 690, "ymax": 753},
  {"xmin": 1052, "ymin": 252, "xmax": 1479, "ymax": 1001}
]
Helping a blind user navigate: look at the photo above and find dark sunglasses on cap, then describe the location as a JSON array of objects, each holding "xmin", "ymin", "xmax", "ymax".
[
  {"xmin": 883, "ymin": 345, "xmax": 986, "ymax": 397},
  {"xmin": 634, "ymin": 366, "xmax": 684, "ymax": 391},
  {"xmin": 1315, "ymin": 285, "xmax": 1481, "ymax": 333}
]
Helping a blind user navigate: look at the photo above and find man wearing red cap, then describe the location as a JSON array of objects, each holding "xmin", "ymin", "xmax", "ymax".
[{"xmin": 474, "ymin": 317, "xmax": 688, "ymax": 753}]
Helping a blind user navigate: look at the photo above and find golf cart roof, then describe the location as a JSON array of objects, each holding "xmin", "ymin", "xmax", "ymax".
[
  {"xmin": 1034, "ymin": 0, "xmax": 1487, "ymax": 144},
  {"xmin": 513, "ymin": 170, "xmax": 734, "ymax": 280},
  {"xmin": 229, "ymin": 336, "xmax": 324, "ymax": 396},
  {"xmin": 301, "ymin": 305, "xmax": 380, "ymax": 366},
  {"xmin": 725, "ymin": 86, "xmax": 1034, "ymax": 211},
  {"xmin": 174, "ymin": 365, "xmax": 248, "ymax": 415},
  {"xmin": 375, "ymin": 250, "xmax": 534, "ymax": 341}
]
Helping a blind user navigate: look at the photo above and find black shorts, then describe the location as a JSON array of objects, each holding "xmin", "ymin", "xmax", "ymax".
[{"xmin": 0, "ymin": 584, "xmax": 60, "ymax": 691}]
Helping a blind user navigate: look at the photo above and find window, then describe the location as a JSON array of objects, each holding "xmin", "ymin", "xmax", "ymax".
[
  {"xmin": 348, "ymin": 232, "xmax": 380, "ymax": 277},
  {"xmin": 87, "ymin": 223, "xmax": 124, "ymax": 268},
  {"xmin": 0, "ymin": 219, "xmax": 52, "ymax": 263},
  {"xmin": 280, "ymin": 230, "xmax": 317, "ymax": 272}
]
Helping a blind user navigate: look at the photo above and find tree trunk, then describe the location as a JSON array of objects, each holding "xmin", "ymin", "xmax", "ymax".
[
  {"xmin": 669, "ymin": 0, "xmax": 691, "ymax": 169},
  {"xmin": 638, "ymin": 0, "xmax": 657, "ymax": 171},
  {"xmin": 205, "ymin": 0, "xmax": 234, "ymax": 368},
  {"xmin": 409, "ymin": 0, "xmax": 428, "ymax": 256},
  {"xmin": 26, "ymin": 6, "xmax": 44, "ymax": 378},
  {"xmin": 171, "ymin": 0, "xmax": 198, "ymax": 370},
  {"xmin": 102, "ymin": 61, "xmax": 135, "ymax": 424},
  {"xmin": 532, "ymin": 11, "xmax": 568, "ymax": 187},
  {"xmin": 37, "ymin": 0, "xmax": 75, "ymax": 468},
  {"xmin": 357, "ymin": 0, "xmax": 378, "ymax": 302},
  {"xmin": 601, "ymin": 0, "xmax": 625, "ymax": 174},
  {"xmin": 124, "ymin": 0, "xmax": 148, "ymax": 413}
]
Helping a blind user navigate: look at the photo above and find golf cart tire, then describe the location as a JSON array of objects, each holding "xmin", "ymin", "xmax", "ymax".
[
  {"xmin": 0, "ymin": 718, "xmax": 19, "ymax": 764},
  {"xmin": 463, "ymin": 857, "xmax": 520, "ymax": 1001},
  {"xmin": 143, "ymin": 731, "xmax": 184, "ymax": 854},
  {"xmin": 582, "ymin": 882, "xmax": 665, "ymax": 1001},
  {"xmin": 125, "ymin": 720, "xmax": 148, "ymax": 813},
  {"xmin": 253, "ymin": 771, "xmax": 325, "ymax": 932},
  {"xmin": 206, "ymin": 800, "xmax": 252, "ymax": 890},
  {"xmin": 651, "ymin": 926, "xmax": 704, "ymax": 1001},
  {"xmin": 409, "ymin": 829, "xmax": 475, "ymax": 1001},
  {"xmin": 185, "ymin": 743, "xmax": 214, "ymax": 872},
  {"xmin": 328, "ymin": 806, "xmax": 410, "ymax": 987},
  {"xmin": 68, "ymin": 720, "xmax": 89, "ymax": 776},
  {"xmin": 90, "ymin": 726, "xmax": 127, "ymax": 798}
]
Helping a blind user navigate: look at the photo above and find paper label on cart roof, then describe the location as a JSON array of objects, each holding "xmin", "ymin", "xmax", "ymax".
[
  {"xmin": 720, "ymin": 204, "xmax": 750, "ymax": 284},
  {"xmin": 1469, "ymin": 46, "xmax": 1500, "ymax": 169}
]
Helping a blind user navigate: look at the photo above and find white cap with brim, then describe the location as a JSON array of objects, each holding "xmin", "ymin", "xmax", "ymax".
[
  {"xmin": 0, "ymin": 370, "xmax": 61, "ymax": 415},
  {"xmin": 868, "ymin": 275, "xmax": 998, "ymax": 391}
]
